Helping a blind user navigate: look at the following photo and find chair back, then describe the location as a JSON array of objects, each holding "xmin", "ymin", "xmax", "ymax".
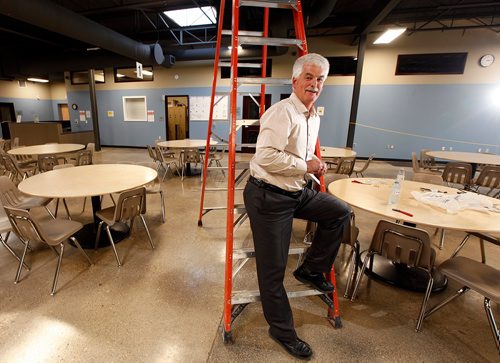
[
  {"xmin": 113, "ymin": 187, "xmax": 146, "ymax": 223},
  {"xmin": 342, "ymin": 211, "xmax": 359, "ymax": 248},
  {"xmin": 183, "ymin": 148, "xmax": 202, "ymax": 164},
  {"xmin": 76, "ymin": 150, "xmax": 93, "ymax": 166},
  {"xmin": 370, "ymin": 220, "xmax": 435, "ymax": 270},
  {"xmin": 4, "ymin": 206, "xmax": 45, "ymax": 245},
  {"xmin": 147, "ymin": 145, "xmax": 157, "ymax": 161},
  {"xmin": 86, "ymin": 143, "xmax": 96, "ymax": 153},
  {"xmin": 0, "ymin": 176, "xmax": 23, "ymax": 206},
  {"xmin": 474, "ymin": 166, "xmax": 500, "ymax": 190},
  {"xmin": 412, "ymin": 173, "xmax": 444, "ymax": 185},
  {"xmin": 411, "ymin": 152, "xmax": 422, "ymax": 173},
  {"xmin": 442, "ymin": 162, "xmax": 472, "ymax": 186},
  {"xmin": 420, "ymin": 149, "xmax": 436, "ymax": 169},
  {"xmin": 38, "ymin": 154, "xmax": 59, "ymax": 172},
  {"xmin": 334, "ymin": 157, "xmax": 355, "ymax": 175}
]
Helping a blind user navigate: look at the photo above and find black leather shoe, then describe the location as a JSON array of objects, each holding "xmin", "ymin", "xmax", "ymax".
[
  {"xmin": 269, "ymin": 331, "xmax": 313, "ymax": 360},
  {"xmin": 293, "ymin": 265, "xmax": 334, "ymax": 293}
]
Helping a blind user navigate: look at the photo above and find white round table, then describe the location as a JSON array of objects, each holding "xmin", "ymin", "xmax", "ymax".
[
  {"xmin": 8, "ymin": 143, "xmax": 85, "ymax": 156},
  {"xmin": 156, "ymin": 139, "xmax": 217, "ymax": 149},
  {"xmin": 319, "ymin": 146, "xmax": 357, "ymax": 158},
  {"xmin": 426, "ymin": 151, "xmax": 500, "ymax": 166},
  {"xmin": 328, "ymin": 178, "xmax": 500, "ymax": 292},
  {"xmin": 19, "ymin": 164, "xmax": 157, "ymax": 248}
]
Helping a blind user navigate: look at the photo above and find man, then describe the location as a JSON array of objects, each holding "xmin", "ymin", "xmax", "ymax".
[{"xmin": 243, "ymin": 53, "xmax": 350, "ymax": 360}]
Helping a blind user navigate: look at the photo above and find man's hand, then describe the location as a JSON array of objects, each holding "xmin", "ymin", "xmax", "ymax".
[{"xmin": 306, "ymin": 159, "xmax": 328, "ymax": 176}]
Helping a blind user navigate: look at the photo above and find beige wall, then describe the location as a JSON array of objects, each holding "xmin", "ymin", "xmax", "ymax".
[{"xmin": 0, "ymin": 79, "xmax": 52, "ymax": 99}]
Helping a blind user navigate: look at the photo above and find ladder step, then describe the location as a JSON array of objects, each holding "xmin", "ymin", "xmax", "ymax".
[
  {"xmin": 203, "ymin": 204, "xmax": 246, "ymax": 212},
  {"xmin": 232, "ymin": 284, "xmax": 324, "ymax": 305},
  {"xmin": 219, "ymin": 61, "xmax": 262, "ymax": 68},
  {"xmin": 238, "ymin": 77, "xmax": 292, "ymax": 85},
  {"xmin": 237, "ymin": 119, "xmax": 259, "ymax": 127},
  {"xmin": 222, "ymin": 29, "xmax": 263, "ymax": 37},
  {"xmin": 234, "ymin": 246, "xmax": 307, "ymax": 259},
  {"xmin": 238, "ymin": 35, "xmax": 302, "ymax": 48},
  {"xmin": 205, "ymin": 187, "xmax": 245, "ymax": 191},
  {"xmin": 216, "ymin": 91, "xmax": 265, "ymax": 96},
  {"xmin": 240, "ymin": 0, "xmax": 297, "ymax": 9}
]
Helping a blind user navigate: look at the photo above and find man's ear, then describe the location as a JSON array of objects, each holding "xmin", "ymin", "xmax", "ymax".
[{"xmin": 291, "ymin": 77, "xmax": 297, "ymax": 89}]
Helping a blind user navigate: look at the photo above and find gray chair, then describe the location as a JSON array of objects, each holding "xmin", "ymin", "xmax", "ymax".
[
  {"xmin": 334, "ymin": 157, "xmax": 355, "ymax": 176},
  {"xmin": 411, "ymin": 152, "xmax": 441, "ymax": 175},
  {"xmin": 442, "ymin": 162, "xmax": 472, "ymax": 189},
  {"xmin": 156, "ymin": 145, "xmax": 179, "ymax": 181},
  {"xmin": 38, "ymin": 154, "xmax": 64, "ymax": 172},
  {"xmin": 420, "ymin": 149, "xmax": 445, "ymax": 172},
  {"xmin": 75, "ymin": 150, "xmax": 93, "ymax": 166},
  {"xmin": 351, "ymin": 153, "xmax": 375, "ymax": 177},
  {"xmin": 95, "ymin": 187, "xmax": 154, "ymax": 266},
  {"xmin": 351, "ymin": 220, "xmax": 435, "ymax": 332},
  {"xmin": 180, "ymin": 148, "xmax": 202, "ymax": 181},
  {"xmin": 0, "ymin": 176, "xmax": 54, "ymax": 218},
  {"xmin": 4, "ymin": 206, "xmax": 92, "ymax": 295},
  {"xmin": 0, "ymin": 153, "xmax": 37, "ymax": 184},
  {"xmin": 423, "ymin": 232, "xmax": 500, "ymax": 353},
  {"xmin": 470, "ymin": 165, "xmax": 500, "ymax": 197},
  {"xmin": 145, "ymin": 176, "xmax": 166, "ymax": 223}
]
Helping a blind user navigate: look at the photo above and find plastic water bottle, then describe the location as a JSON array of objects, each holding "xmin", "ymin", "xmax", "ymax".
[{"xmin": 388, "ymin": 168, "xmax": 405, "ymax": 205}]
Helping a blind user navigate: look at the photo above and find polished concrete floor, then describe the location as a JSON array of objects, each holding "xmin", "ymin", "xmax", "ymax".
[{"xmin": 0, "ymin": 147, "xmax": 498, "ymax": 362}]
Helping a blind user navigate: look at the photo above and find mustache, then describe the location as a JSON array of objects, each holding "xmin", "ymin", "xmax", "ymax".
[{"xmin": 305, "ymin": 88, "xmax": 319, "ymax": 93}]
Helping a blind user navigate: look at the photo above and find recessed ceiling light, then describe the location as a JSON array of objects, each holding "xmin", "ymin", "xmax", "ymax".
[
  {"xmin": 27, "ymin": 77, "xmax": 49, "ymax": 83},
  {"xmin": 374, "ymin": 28, "xmax": 406, "ymax": 44}
]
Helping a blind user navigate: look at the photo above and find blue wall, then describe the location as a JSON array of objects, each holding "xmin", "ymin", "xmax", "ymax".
[{"xmin": 4, "ymin": 83, "xmax": 499, "ymax": 159}]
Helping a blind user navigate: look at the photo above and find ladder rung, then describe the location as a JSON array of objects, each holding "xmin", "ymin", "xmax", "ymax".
[
  {"xmin": 240, "ymin": 0, "xmax": 297, "ymax": 10},
  {"xmin": 236, "ymin": 119, "xmax": 259, "ymax": 127},
  {"xmin": 238, "ymin": 35, "xmax": 302, "ymax": 48},
  {"xmin": 238, "ymin": 77, "xmax": 291, "ymax": 85},
  {"xmin": 234, "ymin": 246, "xmax": 307, "ymax": 259},
  {"xmin": 216, "ymin": 91, "xmax": 265, "ymax": 97},
  {"xmin": 203, "ymin": 204, "xmax": 246, "ymax": 212},
  {"xmin": 219, "ymin": 61, "xmax": 262, "ymax": 68},
  {"xmin": 232, "ymin": 284, "xmax": 324, "ymax": 305},
  {"xmin": 221, "ymin": 29, "xmax": 263, "ymax": 37},
  {"xmin": 205, "ymin": 187, "xmax": 245, "ymax": 191}
]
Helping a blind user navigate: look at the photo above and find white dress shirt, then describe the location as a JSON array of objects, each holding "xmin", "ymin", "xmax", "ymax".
[{"xmin": 249, "ymin": 92, "xmax": 320, "ymax": 192}]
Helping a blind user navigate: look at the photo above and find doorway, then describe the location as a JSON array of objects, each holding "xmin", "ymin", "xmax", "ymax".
[
  {"xmin": 241, "ymin": 94, "xmax": 271, "ymax": 153},
  {"xmin": 0, "ymin": 102, "xmax": 16, "ymax": 139},
  {"xmin": 58, "ymin": 103, "xmax": 70, "ymax": 120},
  {"xmin": 165, "ymin": 96, "xmax": 189, "ymax": 140}
]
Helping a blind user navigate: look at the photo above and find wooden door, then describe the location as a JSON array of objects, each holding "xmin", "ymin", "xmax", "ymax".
[
  {"xmin": 58, "ymin": 104, "xmax": 70, "ymax": 120},
  {"xmin": 165, "ymin": 96, "xmax": 189, "ymax": 140}
]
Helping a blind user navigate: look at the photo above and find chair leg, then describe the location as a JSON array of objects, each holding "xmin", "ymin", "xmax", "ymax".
[
  {"xmin": 484, "ymin": 298, "xmax": 500, "ymax": 353},
  {"xmin": 62, "ymin": 199, "xmax": 72, "ymax": 220},
  {"xmin": 95, "ymin": 221, "xmax": 104, "ymax": 249},
  {"xmin": 415, "ymin": 275, "xmax": 434, "ymax": 332},
  {"xmin": 350, "ymin": 252, "xmax": 372, "ymax": 301},
  {"xmin": 160, "ymin": 190, "xmax": 165, "ymax": 223},
  {"xmin": 140, "ymin": 215, "xmax": 155, "ymax": 249},
  {"xmin": 14, "ymin": 240, "xmax": 30, "ymax": 283},
  {"xmin": 424, "ymin": 286, "xmax": 470, "ymax": 320},
  {"xmin": 70, "ymin": 237, "xmax": 93, "ymax": 265},
  {"xmin": 0, "ymin": 233, "xmax": 30, "ymax": 270},
  {"xmin": 451, "ymin": 233, "xmax": 471, "ymax": 258},
  {"xmin": 105, "ymin": 225, "xmax": 122, "ymax": 267},
  {"xmin": 44, "ymin": 205, "xmax": 56, "ymax": 219},
  {"xmin": 479, "ymin": 238, "xmax": 486, "ymax": 264},
  {"xmin": 344, "ymin": 246, "xmax": 358, "ymax": 299},
  {"xmin": 51, "ymin": 243, "xmax": 64, "ymax": 296}
]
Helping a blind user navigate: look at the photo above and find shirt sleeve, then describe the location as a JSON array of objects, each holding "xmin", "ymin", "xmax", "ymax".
[{"xmin": 253, "ymin": 105, "xmax": 308, "ymax": 176}]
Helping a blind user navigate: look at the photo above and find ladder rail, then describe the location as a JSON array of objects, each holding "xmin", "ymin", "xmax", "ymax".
[{"xmin": 198, "ymin": 0, "xmax": 227, "ymax": 226}]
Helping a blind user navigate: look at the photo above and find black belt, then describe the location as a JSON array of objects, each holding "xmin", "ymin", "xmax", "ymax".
[{"xmin": 248, "ymin": 176, "xmax": 303, "ymax": 198}]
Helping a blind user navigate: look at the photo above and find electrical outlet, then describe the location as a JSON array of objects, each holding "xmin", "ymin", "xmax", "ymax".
[
  {"xmin": 441, "ymin": 146, "xmax": 446, "ymax": 151},
  {"xmin": 478, "ymin": 148, "xmax": 482, "ymax": 152}
]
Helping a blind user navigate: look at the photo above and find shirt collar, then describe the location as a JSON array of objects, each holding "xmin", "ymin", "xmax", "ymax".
[{"xmin": 290, "ymin": 92, "xmax": 317, "ymax": 117}]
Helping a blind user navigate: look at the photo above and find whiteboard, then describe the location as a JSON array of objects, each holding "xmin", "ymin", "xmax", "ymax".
[{"xmin": 190, "ymin": 96, "xmax": 228, "ymax": 121}]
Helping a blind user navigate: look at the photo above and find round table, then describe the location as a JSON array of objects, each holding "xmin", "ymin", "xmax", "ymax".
[
  {"xmin": 319, "ymin": 146, "xmax": 357, "ymax": 158},
  {"xmin": 19, "ymin": 164, "xmax": 157, "ymax": 248},
  {"xmin": 156, "ymin": 139, "xmax": 217, "ymax": 149},
  {"xmin": 328, "ymin": 178, "xmax": 500, "ymax": 292},
  {"xmin": 426, "ymin": 151, "xmax": 500, "ymax": 166},
  {"xmin": 8, "ymin": 143, "xmax": 85, "ymax": 156}
]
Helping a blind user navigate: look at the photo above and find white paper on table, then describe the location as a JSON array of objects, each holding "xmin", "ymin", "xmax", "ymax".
[{"xmin": 411, "ymin": 191, "xmax": 499, "ymax": 214}]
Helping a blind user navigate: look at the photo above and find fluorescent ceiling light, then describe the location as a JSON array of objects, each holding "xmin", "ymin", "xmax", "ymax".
[
  {"xmin": 228, "ymin": 45, "xmax": 243, "ymax": 51},
  {"xmin": 116, "ymin": 73, "xmax": 125, "ymax": 78},
  {"xmin": 27, "ymin": 77, "xmax": 49, "ymax": 83},
  {"xmin": 164, "ymin": 6, "xmax": 216, "ymax": 27},
  {"xmin": 142, "ymin": 70, "xmax": 153, "ymax": 76},
  {"xmin": 374, "ymin": 28, "xmax": 406, "ymax": 44}
]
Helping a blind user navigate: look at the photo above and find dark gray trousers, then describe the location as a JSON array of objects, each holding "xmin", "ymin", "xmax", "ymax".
[{"xmin": 243, "ymin": 180, "xmax": 350, "ymax": 342}]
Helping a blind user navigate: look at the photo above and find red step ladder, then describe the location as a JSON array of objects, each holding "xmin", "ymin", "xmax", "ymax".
[{"xmin": 197, "ymin": 0, "xmax": 342, "ymax": 343}]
